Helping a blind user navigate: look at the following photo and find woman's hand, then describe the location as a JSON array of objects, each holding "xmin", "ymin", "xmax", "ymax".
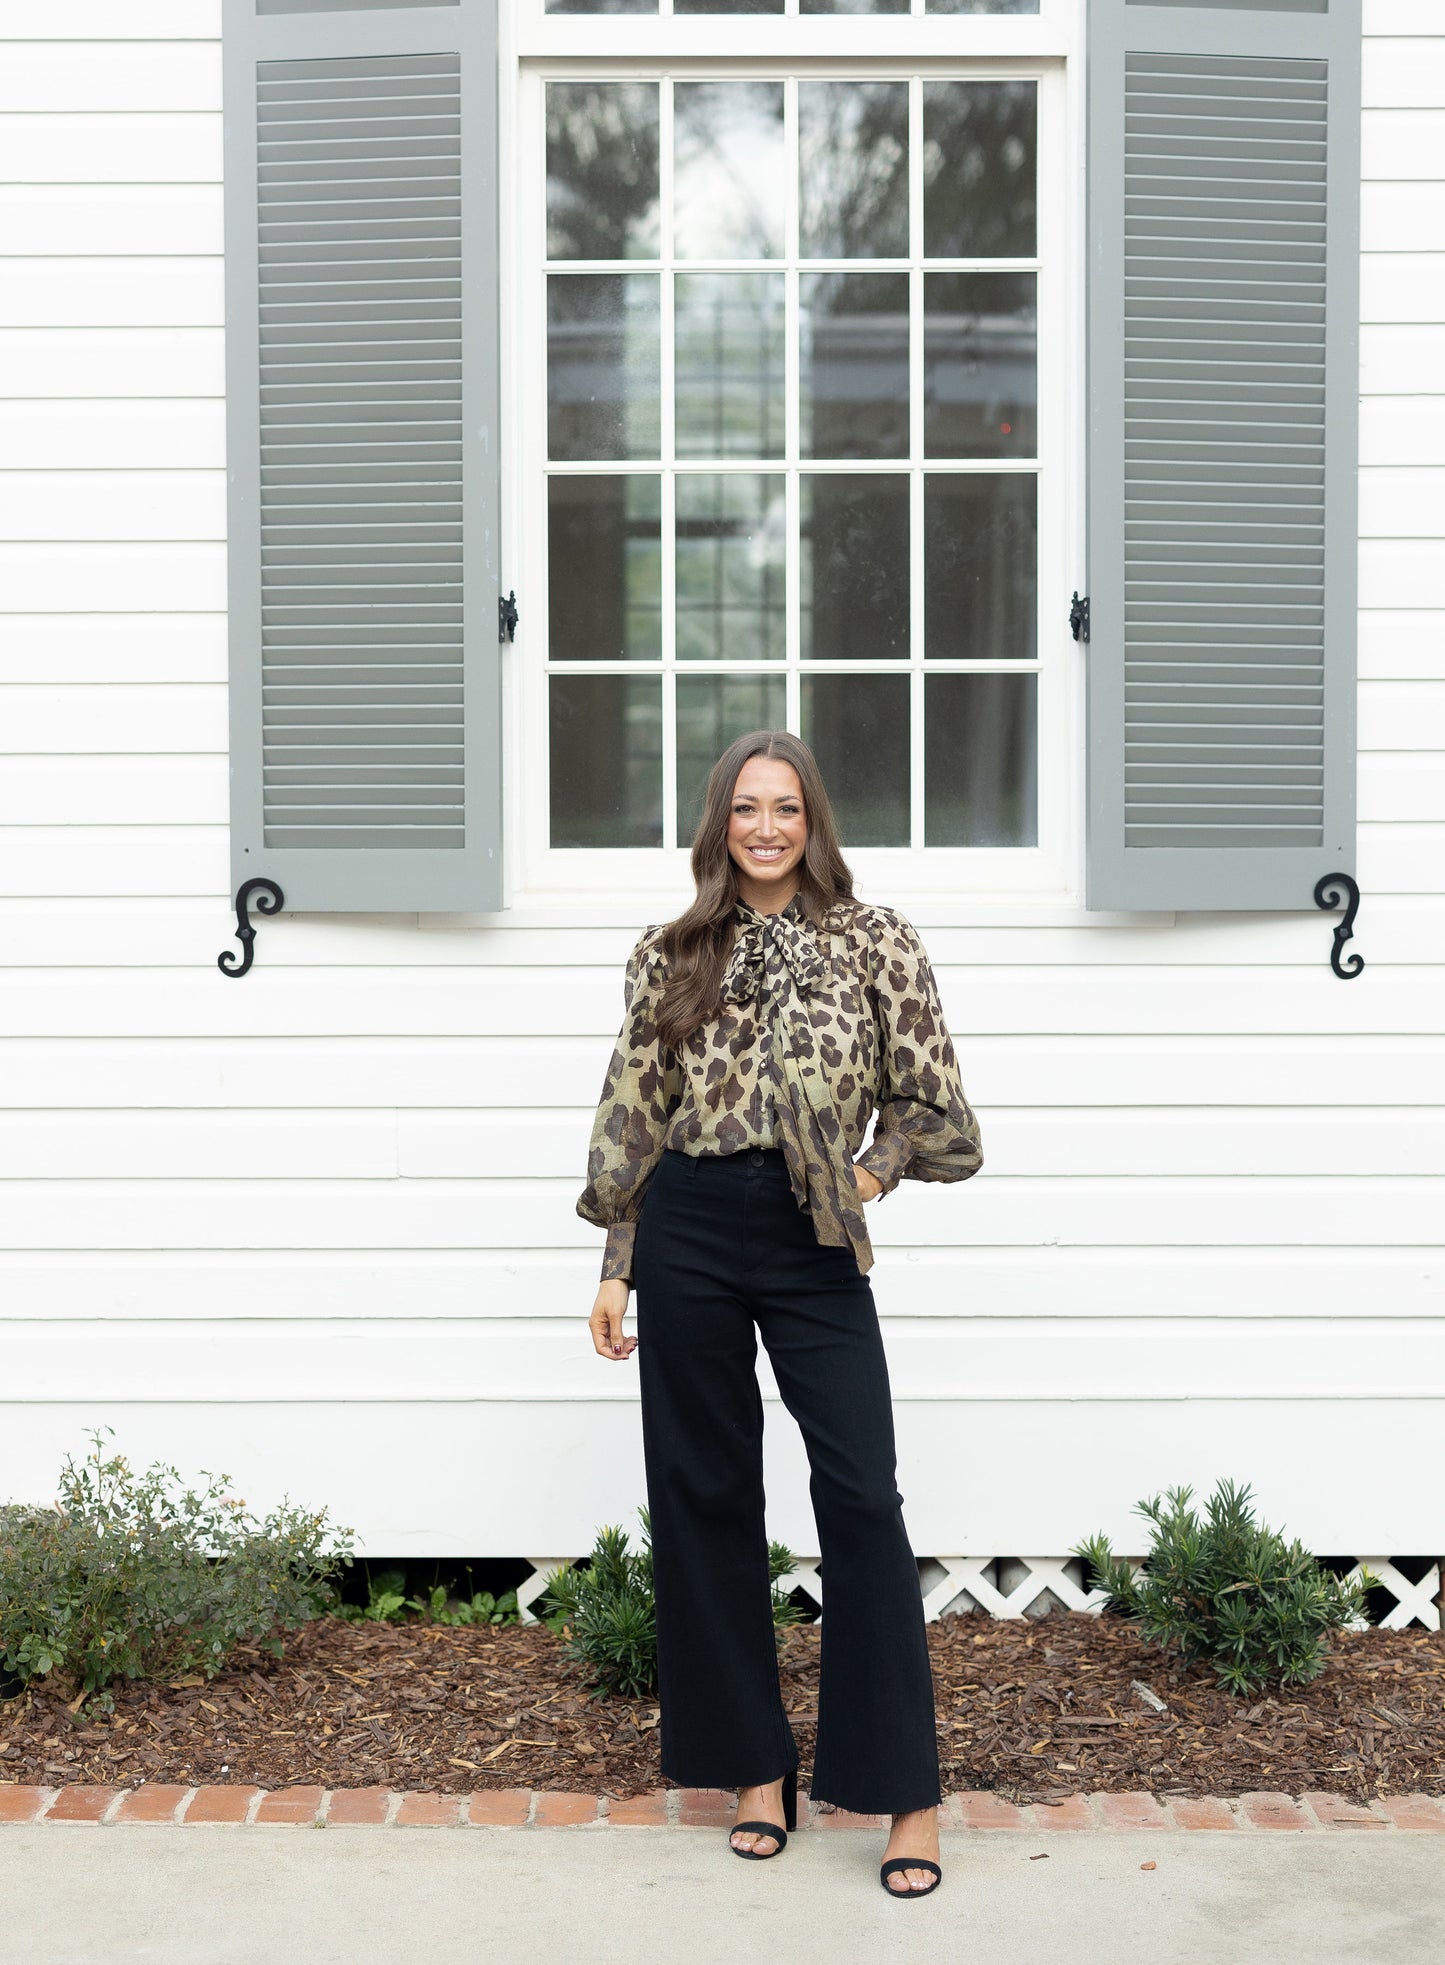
[
  {"xmin": 589, "ymin": 1278, "xmax": 637, "ymax": 1361},
  {"xmin": 854, "ymin": 1163, "xmax": 884, "ymax": 1203}
]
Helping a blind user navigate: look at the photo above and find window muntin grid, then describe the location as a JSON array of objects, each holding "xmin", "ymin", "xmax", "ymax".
[{"xmin": 542, "ymin": 69, "xmax": 1042, "ymax": 853}]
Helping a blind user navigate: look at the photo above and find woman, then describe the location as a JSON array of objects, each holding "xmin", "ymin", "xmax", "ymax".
[{"xmin": 576, "ymin": 730, "xmax": 983, "ymax": 1899}]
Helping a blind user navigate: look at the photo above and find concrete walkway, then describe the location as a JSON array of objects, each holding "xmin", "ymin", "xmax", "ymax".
[{"xmin": 0, "ymin": 1826, "xmax": 1435, "ymax": 1965}]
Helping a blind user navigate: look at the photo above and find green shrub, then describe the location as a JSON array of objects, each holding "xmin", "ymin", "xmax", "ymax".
[
  {"xmin": 540, "ymin": 1508, "xmax": 803, "ymax": 1702},
  {"xmin": 1074, "ymin": 1478, "xmax": 1372, "ymax": 1697},
  {"xmin": 0, "ymin": 1429, "xmax": 354, "ymax": 1711},
  {"xmin": 335, "ymin": 1568, "xmax": 521, "ymax": 1627}
]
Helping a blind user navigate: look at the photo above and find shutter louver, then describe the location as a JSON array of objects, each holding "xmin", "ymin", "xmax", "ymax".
[
  {"xmin": 1085, "ymin": 1, "xmax": 1360, "ymax": 911},
  {"xmin": 224, "ymin": 2, "xmax": 500, "ymax": 913}
]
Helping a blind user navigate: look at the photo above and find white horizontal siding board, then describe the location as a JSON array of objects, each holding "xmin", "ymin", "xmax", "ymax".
[
  {"xmin": 1360, "ymin": 398, "xmax": 1445, "ymax": 463},
  {"xmin": 1359, "ymin": 468, "xmax": 1445, "ymax": 535},
  {"xmin": 0, "ymin": 45, "xmax": 220, "ymax": 113},
  {"xmin": 0, "ymin": 1114, "xmax": 397, "ymax": 1180},
  {"xmin": 1360, "ymin": 325, "xmax": 1445, "ymax": 395},
  {"xmin": 0, "ymin": 188, "xmax": 222, "ymax": 257},
  {"xmin": 0, "ymin": 686, "xmax": 225, "ymax": 752},
  {"xmin": 4, "ymin": 1250, "xmax": 1442, "ymax": 1324},
  {"xmin": 1, "ymin": 1176, "xmax": 1440, "ymax": 1253},
  {"xmin": 0, "ymin": 403, "xmax": 224, "ymax": 468},
  {"xmin": 4, "ymin": 967, "xmax": 1445, "ymax": 1037},
  {"xmin": 1358, "ymin": 539, "xmax": 1445, "ymax": 609},
  {"xmin": 1361, "ymin": 109, "xmax": 1445, "ymax": 180},
  {"xmin": 6, "ymin": 1317, "xmax": 1445, "ymax": 1405},
  {"xmin": 0, "ymin": 830, "xmax": 225, "ymax": 899},
  {"xmin": 1361, "ymin": 182, "xmax": 1445, "ymax": 251},
  {"xmin": 0, "ymin": 2, "xmax": 221, "ymax": 39},
  {"xmin": 0, "ymin": 622, "xmax": 225, "ymax": 685},
  {"xmin": 395, "ymin": 1109, "xmax": 1445, "ymax": 1180},
  {"xmin": 1365, "ymin": 0, "xmax": 1445, "ymax": 33},
  {"xmin": 0, "ymin": 260, "xmax": 222, "ymax": 328},
  {"xmin": 1360, "ymin": 252, "xmax": 1445, "ymax": 322},
  {"xmin": 0, "ymin": 759, "xmax": 224, "ymax": 825},
  {"xmin": 1360, "ymin": 755, "xmax": 1445, "ymax": 823},
  {"xmin": 0, "ymin": 546, "xmax": 225, "ymax": 613},
  {"xmin": 0, "ymin": 330, "xmax": 223, "ymax": 399},
  {"xmin": 1357, "ymin": 825, "xmax": 1445, "ymax": 892},
  {"xmin": 0, "ymin": 474, "xmax": 224, "ymax": 543},
  {"xmin": 3, "ymin": 1400, "xmax": 1439, "ymax": 1556},
  {"xmin": 0, "ymin": 114, "xmax": 220, "ymax": 184},
  {"xmin": 1360, "ymin": 612, "xmax": 1445, "ymax": 678},
  {"xmin": 1364, "ymin": 40, "xmax": 1445, "ymax": 109},
  {"xmin": 1358, "ymin": 682, "xmax": 1445, "ymax": 748},
  {"xmin": 10, "ymin": 1038, "xmax": 1445, "ymax": 1110}
]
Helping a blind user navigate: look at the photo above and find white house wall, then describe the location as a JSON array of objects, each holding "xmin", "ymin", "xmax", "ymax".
[{"xmin": 1, "ymin": 2, "xmax": 1443, "ymax": 1577}]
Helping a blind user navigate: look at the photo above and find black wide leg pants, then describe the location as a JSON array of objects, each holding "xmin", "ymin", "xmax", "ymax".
[{"xmin": 631, "ymin": 1144, "xmax": 941, "ymax": 1817}]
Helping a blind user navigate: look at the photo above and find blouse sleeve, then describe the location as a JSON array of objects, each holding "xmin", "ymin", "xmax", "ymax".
[
  {"xmin": 854, "ymin": 909, "xmax": 984, "ymax": 1198},
  {"xmin": 576, "ymin": 924, "xmax": 683, "ymax": 1285}
]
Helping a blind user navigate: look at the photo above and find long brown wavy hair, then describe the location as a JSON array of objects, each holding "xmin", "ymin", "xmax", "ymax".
[{"xmin": 655, "ymin": 730, "xmax": 858, "ymax": 1049}]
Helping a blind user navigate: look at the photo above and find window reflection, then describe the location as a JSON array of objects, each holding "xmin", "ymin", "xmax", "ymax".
[
  {"xmin": 546, "ymin": 83, "xmax": 660, "ymax": 262},
  {"xmin": 801, "ymin": 475, "xmax": 909, "ymax": 661},
  {"xmin": 549, "ymin": 476, "xmax": 662, "ymax": 662},
  {"xmin": 550, "ymin": 674, "xmax": 663, "ymax": 847},
  {"xmin": 675, "ymin": 474, "xmax": 786, "ymax": 663},
  {"xmin": 675, "ymin": 81, "xmax": 785, "ymax": 261},
  {"xmin": 925, "ymin": 672, "xmax": 1037, "ymax": 846},
  {"xmin": 798, "ymin": 81, "xmax": 909, "ymax": 260},
  {"xmin": 924, "ymin": 473, "xmax": 1037, "ymax": 661},
  {"xmin": 547, "ymin": 274, "xmax": 660, "ymax": 461},
  {"xmin": 924, "ymin": 272, "xmax": 1037, "ymax": 458},
  {"xmin": 675, "ymin": 273, "xmax": 785, "ymax": 458},
  {"xmin": 923, "ymin": 81, "xmax": 1037, "ymax": 259},
  {"xmin": 802, "ymin": 672, "xmax": 910, "ymax": 846}
]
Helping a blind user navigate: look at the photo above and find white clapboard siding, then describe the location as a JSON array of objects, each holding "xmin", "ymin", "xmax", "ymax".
[
  {"xmin": 0, "ymin": 7, "xmax": 1442, "ymax": 1570},
  {"xmin": 2, "ymin": 1108, "xmax": 1443, "ymax": 1181},
  {"xmin": 6, "ymin": 1039, "xmax": 1445, "ymax": 1111},
  {"xmin": 3, "ymin": 1249, "xmax": 1441, "ymax": 1324}
]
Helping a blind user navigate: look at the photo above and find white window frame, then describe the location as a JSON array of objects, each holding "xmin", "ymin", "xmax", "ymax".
[{"xmin": 495, "ymin": 0, "xmax": 1091, "ymax": 919}]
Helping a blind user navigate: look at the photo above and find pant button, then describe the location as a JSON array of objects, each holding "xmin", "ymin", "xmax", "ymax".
[{"xmin": 749, "ymin": 1150, "xmax": 764, "ymax": 1166}]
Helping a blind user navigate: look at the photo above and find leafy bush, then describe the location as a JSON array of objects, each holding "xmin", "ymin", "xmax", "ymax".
[
  {"xmin": 335, "ymin": 1567, "xmax": 520, "ymax": 1627},
  {"xmin": 0, "ymin": 1430, "xmax": 354, "ymax": 1710},
  {"xmin": 539, "ymin": 1508, "xmax": 802, "ymax": 1702},
  {"xmin": 1074, "ymin": 1478, "xmax": 1372, "ymax": 1697}
]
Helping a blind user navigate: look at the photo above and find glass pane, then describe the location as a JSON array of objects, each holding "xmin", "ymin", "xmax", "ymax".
[
  {"xmin": 925, "ymin": 673, "xmax": 1037, "ymax": 846},
  {"xmin": 801, "ymin": 475, "xmax": 909, "ymax": 662},
  {"xmin": 801, "ymin": 273, "xmax": 909, "ymax": 460},
  {"xmin": 547, "ymin": 274, "xmax": 660, "ymax": 461},
  {"xmin": 547, "ymin": 0, "xmax": 655, "ymax": 13},
  {"xmin": 798, "ymin": 82, "xmax": 909, "ymax": 259},
  {"xmin": 546, "ymin": 83, "xmax": 660, "ymax": 262},
  {"xmin": 675, "ymin": 273, "xmax": 785, "ymax": 459},
  {"xmin": 924, "ymin": 474, "xmax": 1036, "ymax": 660},
  {"xmin": 923, "ymin": 82, "xmax": 1037, "ymax": 259},
  {"xmin": 802, "ymin": 0, "xmax": 908, "ymax": 13},
  {"xmin": 924, "ymin": 272, "xmax": 1037, "ymax": 458},
  {"xmin": 801, "ymin": 672, "xmax": 909, "ymax": 847},
  {"xmin": 674, "ymin": 82, "xmax": 784, "ymax": 261},
  {"xmin": 549, "ymin": 476, "xmax": 661, "ymax": 662},
  {"xmin": 676, "ymin": 673, "xmax": 787, "ymax": 841},
  {"xmin": 550, "ymin": 674, "xmax": 662, "ymax": 847},
  {"xmin": 676, "ymin": 0, "xmax": 782, "ymax": 12},
  {"xmin": 676, "ymin": 474, "xmax": 786, "ymax": 663},
  {"xmin": 927, "ymin": 0, "xmax": 1039, "ymax": 12}
]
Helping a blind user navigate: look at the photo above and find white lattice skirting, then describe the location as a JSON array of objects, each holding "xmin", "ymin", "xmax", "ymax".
[{"xmin": 516, "ymin": 1556, "xmax": 1443, "ymax": 1631}]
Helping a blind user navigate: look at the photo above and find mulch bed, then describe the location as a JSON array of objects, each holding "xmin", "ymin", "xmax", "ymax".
[{"xmin": 2, "ymin": 1612, "xmax": 1442, "ymax": 1804}]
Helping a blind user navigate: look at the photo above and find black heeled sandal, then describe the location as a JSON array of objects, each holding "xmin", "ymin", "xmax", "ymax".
[
  {"xmin": 879, "ymin": 1855, "xmax": 943, "ymax": 1898},
  {"xmin": 728, "ymin": 1767, "xmax": 798, "ymax": 1860}
]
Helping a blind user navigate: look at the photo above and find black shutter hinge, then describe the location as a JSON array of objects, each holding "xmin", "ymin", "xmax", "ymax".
[
  {"xmin": 499, "ymin": 589, "xmax": 519, "ymax": 643},
  {"xmin": 1069, "ymin": 591, "xmax": 1090, "ymax": 643}
]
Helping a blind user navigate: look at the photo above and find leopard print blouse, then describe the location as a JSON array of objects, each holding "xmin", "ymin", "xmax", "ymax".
[{"xmin": 577, "ymin": 890, "xmax": 983, "ymax": 1282}]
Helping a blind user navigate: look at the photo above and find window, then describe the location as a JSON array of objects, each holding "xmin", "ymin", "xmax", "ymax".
[{"xmin": 516, "ymin": 29, "xmax": 1070, "ymax": 893}]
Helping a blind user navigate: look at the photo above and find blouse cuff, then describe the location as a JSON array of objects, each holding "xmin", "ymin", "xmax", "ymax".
[
  {"xmin": 601, "ymin": 1219, "xmax": 637, "ymax": 1285},
  {"xmin": 856, "ymin": 1126, "xmax": 915, "ymax": 1198}
]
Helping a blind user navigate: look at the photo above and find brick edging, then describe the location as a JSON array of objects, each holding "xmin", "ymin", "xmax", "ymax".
[{"xmin": 1, "ymin": 1785, "xmax": 1441, "ymax": 1831}]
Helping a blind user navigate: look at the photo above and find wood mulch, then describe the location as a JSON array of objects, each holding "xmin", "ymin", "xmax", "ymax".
[{"xmin": 2, "ymin": 1611, "xmax": 1442, "ymax": 1803}]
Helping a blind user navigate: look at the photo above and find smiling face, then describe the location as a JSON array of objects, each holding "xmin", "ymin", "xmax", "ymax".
[{"xmin": 726, "ymin": 755, "xmax": 808, "ymax": 912}]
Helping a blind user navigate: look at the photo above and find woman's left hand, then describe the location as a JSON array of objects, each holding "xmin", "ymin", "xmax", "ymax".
[{"xmin": 854, "ymin": 1163, "xmax": 883, "ymax": 1203}]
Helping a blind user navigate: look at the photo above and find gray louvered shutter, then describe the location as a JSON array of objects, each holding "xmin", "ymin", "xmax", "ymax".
[
  {"xmin": 1084, "ymin": 0, "xmax": 1360, "ymax": 911},
  {"xmin": 222, "ymin": 0, "xmax": 501, "ymax": 912}
]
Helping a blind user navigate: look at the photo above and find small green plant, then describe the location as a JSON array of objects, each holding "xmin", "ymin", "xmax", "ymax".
[
  {"xmin": 335, "ymin": 1566, "xmax": 521, "ymax": 1626},
  {"xmin": 0, "ymin": 1429, "xmax": 353, "ymax": 1711},
  {"xmin": 1074, "ymin": 1478, "xmax": 1373, "ymax": 1697},
  {"xmin": 539, "ymin": 1508, "xmax": 802, "ymax": 1702}
]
